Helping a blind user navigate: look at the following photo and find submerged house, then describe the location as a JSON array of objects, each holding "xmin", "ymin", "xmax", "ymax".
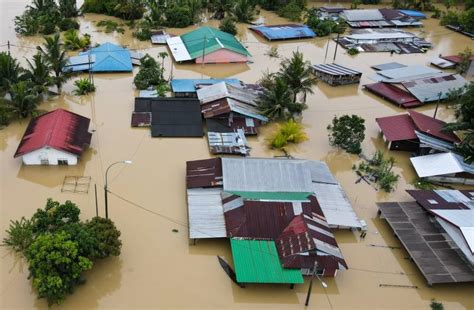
[
  {"xmin": 378, "ymin": 190, "xmax": 474, "ymax": 285},
  {"xmin": 171, "ymin": 78, "xmax": 241, "ymax": 98},
  {"xmin": 185, "ymin": 157, "xmax": 363, "ymax": 281},
  {"xmin": 376, "ymin": 110, "xmax": 459, "ymax": 152},
  {"xmin": 312, "ymin": 63, "xmax": 362, "ymax": 86},
  {"xmin": 249, "ymin": 24, "xmax": 316, "ymax": 41},
  {"xmin": 150, "ymin": 30, "xmax": 174, "ymax": 44},
  {"xmin": 65, "ymin": 42, "xmax": 140, "ymax": 72},
  {"xmin": 341, "ymin": 9, "xmax": 422, "ymax": 28},
  {"xmin": 14, "ymin": 109, "xmax": 92, "ymax": 165},
  {"xmin": 166, "ymin": 26, "xmax": 250, "ymax": 64},
  {"xmin": 410, "ymin": 152, "xmax": 474, "ymax": 185},
  {"xmin": 207, "ymin": 130, "xmax": 250, "ymax": 156},
  {"xmin": 431, "ymin": 54, "xmax": 474, "ymax": 77}
]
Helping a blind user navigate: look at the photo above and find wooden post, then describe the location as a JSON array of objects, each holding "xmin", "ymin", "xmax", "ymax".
[
  {"xmin": 94, "ymin": 183, "xmax": 98, "ymax": 217},
  {"xmin": 333, "ymin": 33, "xmax": 340, "ymax": 63}
]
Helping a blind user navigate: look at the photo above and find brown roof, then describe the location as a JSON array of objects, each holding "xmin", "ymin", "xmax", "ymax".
[
  {"xmin": 186, "ymin": 158, "xmax": 223, "ymax": 189},
  {"xmin": 365, "ymin": 82, "xmax": 421, "ymax": 108},
  {"xmin": 408, "ymin": 110, "xmax": 460, "ymax": 143},
  {"xmin": 406, "ymin": 190, "xmax": 473, "ymax": 210},
  {"xmin": 376, "ymin": 114, "xmax": 417, "ymax": 142}
]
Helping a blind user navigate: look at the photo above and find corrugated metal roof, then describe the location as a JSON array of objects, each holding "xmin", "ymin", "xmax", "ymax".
[
  {"xmin": 201, "ymin": 97, "xmax": 268, "ymax": 122},
  {"xmin": 64, "ymin": 55, "xmax": 96, "ymax": 72},
  {"xmin": 151, "ymin": 31, "xmax": 174, "ymax": 44},
  {"xmin": 312, "ymin": 63, "xmax": 361, "ymax": 77},
  {"xmin": 408, "ymin": 110, "xmax": 459, "ymax": 143},
  {"xmin": 435, "ymin": 217, "xmax": 474, "ymax": 264},
  {"xmin": 15, "ymin": 109, "xmax": 91, "ymax": 158},
  {"xmin": 207, "ymin": 130, "xmax": 250, "ymax": 155},
  {"xmin": 226, "ymin": 191, "xmax": 312, "ymax": 201},
  {"xmin": 402, "ymin": 74, "xmax": 468, "ymax": 103},
  {"xmin": 230, "ymin": 238, "xmax": 304, "ymax": 284},
  {"xmin": 347, "ymin": 30, "xmax": 416, "ymax": 41},
  {"xmin": 197, "ymin": 82, "xmax": 259, "ymax": 106},
  {"xmin": 342, "ymin": 9, "xmax": 384, "ymax": 21},
  {"xmin": 371, "ymin": 62, "xmax": 407, "ymax": 71},
  {"xmin": 187, "ymin": 188, "xmax": 226, "ymax": 239},
  {"xmin": 406, "ymin": 190, "xmax": 473, "ymax": 210},
  {"xmin": 410, "ymin": 152, "xmax": 474, "ymax": 178},
  {"xmin": 249, "ymin": 24, "xmax": 316, "ymax": 40},
  {"xmin": 166, "ymin": 36, "xmax": 192, "ymax": 62},
  {"xmin": 138, "ymin": 90, "xmax": 158, "ymax": 98},
  {"xmin": 81, "ymin": 42, "xmax": 133, "ymax": 72},
  {"xmin": 206, "ymin": 117, "xmax": 260, "ymax": 136},
  {"xmin": 431, "ymin": 56, "xmax": 456, "ymax": 69},
  {"xmin": 365, "ymin": 82, "xmax": 421, "ymax": 107},
  {"xmin": 171, "ymin": 78, "xmax": 241, "ymax": 93},
  {"xmin": 399, "ymin": 10, "xmax": 427, "ymax": 18},
  {"xmin": 221, "ymin": 158, "xmax": 314, "ymax": 193},
  {"xmin": 307, "ymin": 161, "xmax": 338, "ymax": 184},
  {"xmin": 376, "ymin": 114, "xmax": 417, "ymax": 142},
  {"xmin": 186, "ymin": 158, "xmax": 223, "ymax": 189},
  {"xmin": 415, "ymin": 131, "xmax": 454, "ymax": 152},
  {"xmin": 375, "ymin": 65, "xmax": 441, "ymax": 81},
  {"xmin": 131, "ymin": 112, "xmax": 151, "ymax": 127}
]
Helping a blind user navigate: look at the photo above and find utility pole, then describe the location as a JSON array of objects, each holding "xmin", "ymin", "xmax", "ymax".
[
  {"xmin": 201, "ymin": 35, "xmax": 206, "ymax": 67},
  {"xmin": 305, "ymin": 261, "xmax": 318, "ymax": 306},
  {"xmin": 7, "ymin": 40, "xmax": 11, "ymax": 56},
  {"xmin": 94, "ymin": 184, "xmax": 98, "ymax": 217},
  {"xmin": 433, "ymin": 92, "xmax": 442, "ymax": 119},
  {"xmin": 333, "ymin": 32, "xmax": 340, "ymax": 63}
]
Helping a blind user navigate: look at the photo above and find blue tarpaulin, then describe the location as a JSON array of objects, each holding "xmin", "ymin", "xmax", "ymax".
[
  {"xmin": 171, "ymin": 79, "xmax": 241, "ymax": 93},
  {"xmin": 80, "ymin": 42, "xmax": 133, "ymax": 72},
  {"xmin": 399, "ymin": 10, "xmax": 427, "ymax": 19},
  {"xmin": 250, "ymin": 24, "xmax": 316, "ymax": 41}
]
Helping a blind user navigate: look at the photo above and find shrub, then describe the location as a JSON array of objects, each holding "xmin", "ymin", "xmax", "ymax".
[
  {"xmin": 306, "ymin": 12, "xmax": 346, "ymax": 36},
  {"xmin": 74, "ymin": 79, "xmax": 96, "ymax": 95},
  {"xmin": 59, "ymin": 18, "xmax": 80, "ymax": 31},
  {"xmin": 31, "ymin": 199, "xmax": 81, "ymax": 234},
  {"xmin": 64, "ymin": 29, "xmax": 91, "ymax": 51},
  {"xmin": 133, "ymin": 21, "xmax": 152, "ymax": 41},
  {"xmin": 354, "ymin": 151, "xmax": 399, "ymax": 192},
  {"xmin": 165, "ymin": 6, "xmax": 194, "ymax": 28},
  {"xmin": 348, "ymin": 47, "xmax": 359, "ymax": 55},
  {"xmin": 327, "ymin": 115, "xmax": 365, "ymax": 154},
  {"xmin": 0, "ymin": 103, "xmax": 12, "ymax": 126},
  {"xmin": 278, "ymin": 1, "xmax": 305, "ymax": 21},
  {"xmin": 85, "ymin": 217, "xmax": 122, "ymax": 259},
  {"xmin": 440, "ymin": 10, "xmax": 460, "ymax": 26},
  {"xmin": 96, "ymin": 20, "xmax": 125, "ymax": 34},
  {"xmin": 266, "ymin": 46, "xmax": 279, "ymax": 58},
  {"xmin": 219, "ymin": 17, "xmax": 238, "ymax": 35},
  {"xmin": 134, "ymin": 54, "xmax": 166, "ymax": 90},
  {"xmin": 270, "ymin": 119, "xmax": 308, "ymax": 149},
  {"xmin": 2, "ymin": 217, "xmax": 34, "ymax": 253}
]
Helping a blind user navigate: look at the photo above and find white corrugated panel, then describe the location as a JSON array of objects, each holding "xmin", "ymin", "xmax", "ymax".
[
  {"xmin": 186, "ymin": 188, "xmax": 226, "ymax": 239},
  {"xmin": 435, "ymin": 216, "xmax": 474, "ymax": 264},
  {"xmin": 431, "ymin": 56, "xmax": 456, "ymax": 69},
  {"xmin": 166, "ymin": 36, "xmax": 192, "ymax": 62},
  {"xmin": 403, "ymin": 74, "xmax": 468, "ymax": 103},
  {"xmin": 342, "ymin": 9, "xmax": 384, "ymax": 21},
  {"xmin": 307, "ymin": 161, "xmax": 338, "ymax": 184},
  {"xmin": 410, "ymin": 153, "xmax": 467, "ymax": 177},
  {"xmin": 197, "ymin": 82, "xmax": 258, "ymax": 105},
  {"xmin": 376, "ymin": 65, "xmax": 441, "ymax": 81},
  {"xmin": 312, "ymin": 183, "xmax": 362, "ymax": 228}
]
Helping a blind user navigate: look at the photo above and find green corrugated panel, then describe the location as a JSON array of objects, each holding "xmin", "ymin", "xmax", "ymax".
[
  {"xmin": 230, "ymin": 239, "xmax": 304, "ymax": 284},
  {"xmin": 227, "ymin": 191, "xmax": 312, "ymax": 201},
  {"xmin": 181, "ymin": 27, "xmax": 250, "ymax": 59}
]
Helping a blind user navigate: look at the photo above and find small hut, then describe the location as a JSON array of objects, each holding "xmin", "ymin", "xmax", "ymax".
[{"xmin": 312, "ymin": 63, "xmax": 362, "ymax": 86}]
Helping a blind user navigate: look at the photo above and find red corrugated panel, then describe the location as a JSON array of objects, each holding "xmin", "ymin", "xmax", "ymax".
[
  {"xmin": 406, "ymin": 190, "xmax": 471, "ymax": 210},
  {"xmin": 441, "ymin": 55, "xmax": 474, "ymax": 64},
  {"xmin": 365, "ymin": 82, "xmax": 421, "ymax": 107},
  {"xmin": 14, "ymin": 109, "xmax": 91, "ymax": 157},
  {"xmin": 186, "ymin": 158, "xmax": 223, "ymax": 188},
  {"xmin": 376, "ymin": 114, "xmax": 417, "ymax": 142},
  {"xmin": 408, "ymin": 110, "xmax": 460, "ymax": 143},
  {"xmin": 201, "ymin": 98, "xmax": 232, "ymax": 118}
]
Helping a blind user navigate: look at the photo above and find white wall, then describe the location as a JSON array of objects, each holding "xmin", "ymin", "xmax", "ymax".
[{"xmin": 21, "ymin": 146, "xmax": 78, "ymax": 165}]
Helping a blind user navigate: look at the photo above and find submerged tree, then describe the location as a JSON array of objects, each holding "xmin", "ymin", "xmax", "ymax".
[
  {"xmin": 133, "ymin": 54, "xmax": 166, "ymax": 90},
  {"xmin": 232, "ymin": 0, "xmax": 256, "ymax": 23},
  {"xmin": 279, "ymin": 51, "xmax": 316, "ymax": 104},
  {"xmin": 270, "ymin": 119, "xmax": 308, "ymax": 149},
  {"xmin": 24, "ymin": 53, "xmax": 53, "ymax": 94},
  {"xmin": 7, "ymin": 81, "xmax": 40, "ymax": 118},
  {"xmin": 58, "ymin": 0, "xmax": 78, "ymax": 18},
  {"xmin": 63, "ymin": 29, "xmax": 91, "ymax": 51},
  {"xmin": 327, "ymin": 114, "xmax": 366, "ymax": 154},
  {"xmin": 219, "ymin": 16, "xmax": 238, "ymax": 35},
  {"xmin": 257, "ymin": 77, "xmax": 305, "ymax": 120},
  {"xmin": 37, "ymin": 34, "xmax": 71, "ymax": 91},
  {"xmin": 0, "ymin": 52, "xmax": 25, "ymax": 95}
]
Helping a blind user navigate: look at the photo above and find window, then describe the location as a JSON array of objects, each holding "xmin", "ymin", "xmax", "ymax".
[
  {"xmin": 40, "ymin": 159, "xmax": 49, "ymax": 165},
  {"xmin": 428, "ymin": 199, "xmax": 438, "ymax": 204},
  {"xmin": 58, "ymin": 159, "xmax": 68, "ymax": 165}
]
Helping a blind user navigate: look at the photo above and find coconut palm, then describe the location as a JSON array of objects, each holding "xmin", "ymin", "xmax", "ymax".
[
  {"xmin": 58, "ymin": 0, "xmax": 78, "ymax": 18},
  {"xmin": 37, "ymin": 33, "xmax": 71, "ymax": 91},
  {"xmin": 210, "ymin": 0, "xmax": 233, "ymax": 19},
  {"xmin": 257, "ymin": 77, "xmax": 305, "ymax": 120},
  {"xmin": 63, "ymin": 29, "xmax": 91, "ymax": 51},
  {"xmin": 232, "ymin": 0, "xmax": 256, "ymax": 23},
  {"xmin": 7, "ymin": 81, "xmax": 39, "ymax": 118},
  {"xmin": 25, "ymin": 53, "xmax": 53, "ymax": 94},
  {"xmin": 0, "ymin": 52, "xmax": 25, "ymax": 95},
  {"xmin": 279, "ymin": 51, "xmax": 316, "ymax": 103}
]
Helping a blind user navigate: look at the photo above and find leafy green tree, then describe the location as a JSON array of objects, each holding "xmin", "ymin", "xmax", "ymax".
[
  {"xmin": 232, "ymin": 0, "xmax": 256, "ymax": 23},
  {"xmin": 257, "ymin": 77, "xmax": 305, "ymax": 120},
  {"xmin": 58, "ymin": 0, "xmax": 78, "ymax": 18},
  {"xmin": 278, "ymin": 0, "xmax": 306, "ymax": 21},
  {"xmin": 134, "ymin": 54, "xmax": 166, "ymax": 90},
  {"xmin": 209, "ymin": 0, "xmax": 233, "ymax": 19},
  {"xmin": 31, "ymin": 199, "xmax": 81, "ymax": 234},
  {"xmin": 85, "ymin": 217, "xmax": 122, "ymax": 259},
  {"xmin": 26, "ymin": 231, "xmax": 93, "ymax": 305},
  {"xmin": 443, "ymin": 84, "xmax": 474, "ymax": 163},
  {"xmin": 460, "ymin": 8, "xmax": 474, "ymax": 33},
  {"xmin": 327, "ymin": 115, "xmax": 366, "ymax": 154},
  {"xmin": 37, "ymin": 34, "xmax": 71, "ymax": 91},
  {"xmin": 0, "ymin": 101, "xmax": 12, "ymax": 126},
  {"xmin": 430, "ymin": 299, "xmax": 444, "ymax": 310},
  {"xmin": 24, "ymin": 53, "xmax": 52, "ymax": 94},
  {"xmin": 0, "ymin": 52, "xmax": 25, "ymax": 95},
  {"xmin": 306, "ymin": 10, "xmax": 346, "ymax": 36},
  {"xmin": 73, "ymin": 78, "xmax": 96, "ymax": 95},
  {"xmin": 2, "ymin": 217, "xmax": 35, "ymax": 253},
  {"xmin": 165, "ymin": 5, "xmax": 194, "ymax": 27},
  {"xmin": 7, "ymin": 81, "xmax": 39, "ymax": 118},
  {"xmin": 278, "ymin": 51, "xmax": 316, "ymax": 104},
  {"xmin": 219, "ymin": 16, "xmax": 238, "ymax": 35}
]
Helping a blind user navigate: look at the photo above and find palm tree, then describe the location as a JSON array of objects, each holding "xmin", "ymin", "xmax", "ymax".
[
  {"xmin": 232, "ymin": 0, "xmax": 256, "ymax": 23},
  {"xmin": 37, "ymin": 33, "xmax": 71, "ymax": 91},
  {"xmin": 0, "ymin": 52, "xmax": 24, "ymax": 95},
  {"xmin": 279, "ymin": 51, "xmax": 316, "ymax": 104},
  {"xmin": 257, "ymin": 77, "xmax": 298, "ymax": 120},
  {"xmin": 58, "ymin": 0, "xmax": 78, "ymax": 18},
  {"xmin": 210, "ymin": 0, "xmax": 232, "ymax": 19},
  {"xmin": 7, "ymin": 81, "xmax": 39, "ymax": 118},
  {"xmin": 25, "ymin": 53, "xmax": 52, "ymax": 94}
]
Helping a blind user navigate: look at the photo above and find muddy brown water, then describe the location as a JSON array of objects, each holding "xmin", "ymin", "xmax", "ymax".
[{"xmin": 1, "ymin": 0, "xmax": 474, "ymax": 309}]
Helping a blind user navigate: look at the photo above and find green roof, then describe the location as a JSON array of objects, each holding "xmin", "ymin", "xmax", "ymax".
[
  {"xmin": 181, "ymin": 27, "xmax": 250, "ymax": 59},
  {"xmin": 230, "ymin": 239, "xmax": 304, "ymax": 284},
  {"xmin": 227, "ymin": 191, "xmax": 312, "ymax": 201}
]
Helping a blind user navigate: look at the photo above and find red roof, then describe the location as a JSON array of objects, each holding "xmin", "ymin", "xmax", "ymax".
[
  {"xmin": 406, "ymin": 190, "xmax": 473, "ymax": 210},
  {"xmin": 365, "ymin": 82, "xmax": 421, "ymax": 108},
  {"xmin": 441, "ymin": 55, "xmax": 474, "ymax": 64},
  {"xmin": 14, "ymin": 109, "xmax": 91, "ymax": 158},
  {"xmin": 408, "ymin": 110, "xmax": 460, "ymax": 143},
  {"xmin": 376, "ymin": 114, "xmax": 417, "ymax": 142},
  {"xmin": 186, "ymin": 158, "xmax": 223, "ymax": 188}
]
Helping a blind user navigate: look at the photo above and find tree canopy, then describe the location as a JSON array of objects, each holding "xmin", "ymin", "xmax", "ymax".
[{"xmin": 327, "ymin": 115, "xmax": 366, "ymax": 154}]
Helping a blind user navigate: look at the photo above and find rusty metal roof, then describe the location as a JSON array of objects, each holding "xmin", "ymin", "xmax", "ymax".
[
  {"xmin": 407, "ymin": 190, "xmax": 474, "ymax": 210},
  {"xmin": 186, "ymin": 158, "xmax": 223, "ymax": 189}
]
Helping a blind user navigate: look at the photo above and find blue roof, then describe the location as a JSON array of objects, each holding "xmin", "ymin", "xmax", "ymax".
[
  {"xmin": 81, "ymin": 42, "xmax": 133, "ymax": 72},
  {"xmin": 399, "ymin": 10, "xmax": 426, "ymax": 19},
  {"xmin": 171, "ymin": 79, "xmax": 241, "ymax": 93},
  {"xmin": 250, "ymin": 24, "xmax": 316, "ymax": 41}
]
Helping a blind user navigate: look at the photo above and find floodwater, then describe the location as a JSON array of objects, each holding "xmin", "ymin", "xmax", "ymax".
[{"xmin": 1, "ymin": 0, "xmax": 474, "ymax": 309}]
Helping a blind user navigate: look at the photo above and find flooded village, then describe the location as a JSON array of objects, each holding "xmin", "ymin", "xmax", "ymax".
[{"xmin": 1, "ymin": 0, "xmax": 474, "ymax": 309}]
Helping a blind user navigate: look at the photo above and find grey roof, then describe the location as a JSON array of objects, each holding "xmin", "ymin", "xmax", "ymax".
[
  {"xmin": 431, "ymin": 56, "xmax": 456, "ymax": 69},
  {"xmin": 378, "ymin": 201, "xmax": 474, "ymax": 285},
  {"xmin": 371, "ymin": 62, "xmax": 407, "ymax": 71},
  {"xmin": 375, "ymin": 65, "xmax": 442, "ymax": 82},
  {"xmin": 207, "ymin": 130, "xmax": 250, "ymax": 155},
  {"xmin": 312, "ymin": 63, "xmax": 361, "ymax": 77},
  {"xmin": 197, "ymin": 82, "xmax": 259, "ymax": 106},
  {"xmin": 402, "ymin": 74, "xmax": 468, "ymax": 103},
  {"xmin": 138, "ymin": 90, "xmax": 158, "ymax": 98},
  {"xmin": 410, "ymin": 152, "xmax": 474, "ymax": 178},
  {"xmin": 186, "ymin": 188, "xmax": 226, "ymax": 239},
  {"xmin": 307, "ymin": 161, "xmax": 338, "ymax": 184},
  {"xmin": 226, "ymin": 98, "xmax": 268, "ymax": 122},
  {"xmin": 342, "ymin": 9, "xmax": 384, "ymax": 21},
  {"xmin": 415, "ymin": 131, "xmax": 454, "ymax": 152},
  {"xmin": 221, "ymin": 158, "xmax": 314, "ymax": 193}
]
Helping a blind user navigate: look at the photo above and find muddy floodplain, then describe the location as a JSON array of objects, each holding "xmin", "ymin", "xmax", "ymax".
[{"xmin": 1, "ymin": 0, "xmax": 474, "ymax": 309}]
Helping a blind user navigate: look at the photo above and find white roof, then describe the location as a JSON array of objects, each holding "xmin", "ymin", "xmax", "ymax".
[
  {"xmin": 197, "ymin": 82, "xmax": 258, "ymax": 105},
  {"xmin": 342, "ymin": 9, "xmax": 384, "ymax": 21},
  {"xmin": 166, "ymin": 36, "xmax": 192, "ymax": 62},
  {"xmin": 433, "ymin": 209, "xmax": 474, "ymax": 256},
  {"xmin": 347, "ymin": 31, "xmax": 415, "ymax": 41},
  {"xmin": 403, "ymin": 74, "xmax": 468, "ymax": 103},
  {"xmin": 186, "ymin": 188, "xmax": 226, "ymax": 239},
  {"xmin": 431, "ymin": 56, "xmax": 456, "ymax": 69},
  {"xmin": 374, "ymin": 65, "xmax": 442, "ymax": 82},
  {"xmin": 410, "ymin": 152, "xmax": 474, "ymax": 178}
]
